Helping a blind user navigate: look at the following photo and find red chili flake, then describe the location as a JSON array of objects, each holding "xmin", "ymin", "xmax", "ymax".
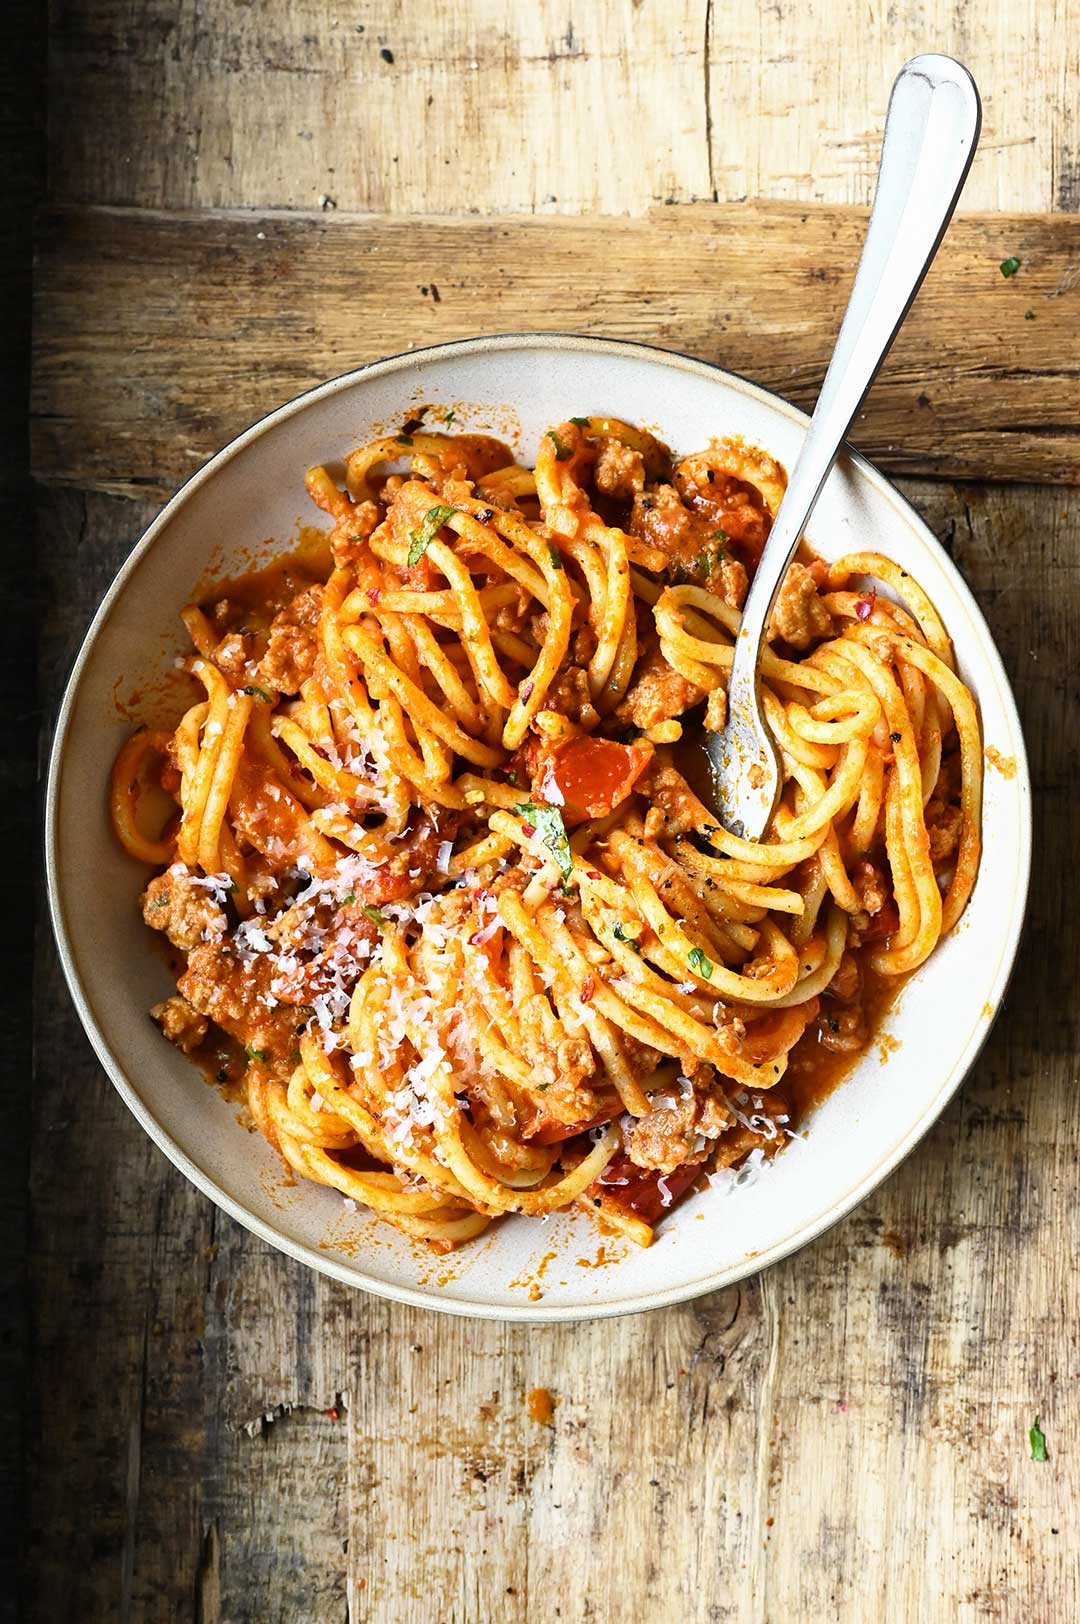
[
  {"xmin": 586, "ymin": 870, "xmax": 603, "ymax": 881},
  {"xmin": 520, "ymin": 680, "xmax": 534, "ymax": 702},
  {"xmin": 854, "ymin": 589, "xmax": 877, "ymax": 622},
  {"xmin": 323, "ymin": 1407, "xmax": 340, "ymax": 1420},
  {"xmin": 366, "ymin": 587, "xmax": 381, "ymax": 606},
  {"xmin": 522, "ymin": 822, "xmax": 537, "ymax": 837},
  {"xmin": 580, "ymin": 975, "xmax": 596, "ymax": 1004}
]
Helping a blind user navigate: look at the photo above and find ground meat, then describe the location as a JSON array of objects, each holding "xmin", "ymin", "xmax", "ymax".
[
  {"xmin": 817, "ymin": 1005, "xmax": 866, "ymax": 1053},
  {"xmin": 207, "ymin": 596, "xmax": 242, "ymax": 633},
  {"xmin": 673, "ymin": 458, "xmax": 772, "ymax": 556},
  {"xmin": 768, "ymin": 562, "xmax": 832, "ymax": 649},
  {"xmin": 331, "ymin": 501, "xmax": 381, "ymax": 568},
  {"xmin": 704, "ymin": 686, "xmax": 727, "ymax": 732},
  {"xmin": 151, "ymin": 994, "xmax": 208, "ymax": 1054},
  {"xmin": 707, "ymin": 555, "xmax": 750, "ymax": 609},
  {"xmin": 926, "ymin": 799, "xmax": 963, "ymax": 863},
  {"xmin": 638, "ymin": 757, "xmax": 714, "ymax": 839},
  {"xmin": 593, "ymin": 437, "xmax": 646, "ymax": 500},
  {"xmin": 614, "ymin": 637, "xmax": 705, "ymax": 730},
  {"xmin": 179, "ymin": 943, "xmax": 303, "ymax": 1069},
  {"xmin": 256, "ymin": 585, "xmax": 324, "ymax": 695},
  {"xmin": 268, "ymin": 909, "xmax": 380, "ymax": 1005},
  {"xmin": 142, "ymin": 870, "xmax": 226, "ymax": 950},
  {"xmin": 630, "ymin": 484, "xmax": 695, "ymax": 557},
  {"xmin": 625, "ymin": 1088, "xmax": 733, "ymax": 1175},
  {"xmin": 542, "ymin": 667, "xmax": 599, "ymax": 728},
  {"xmin": 211, "ymin": 631, "xmax": 256, "ymax": 684},
  {"xmin": 518, "ymin": 1021, "xmax": 601, "ymax": 1132},
  {"xmin": 851, "ymin": 859, "xmax": 890, "ymax": 917},
  {"xmin": 365, "ymin": 813, "xmax": 461, "ymax": 903}
]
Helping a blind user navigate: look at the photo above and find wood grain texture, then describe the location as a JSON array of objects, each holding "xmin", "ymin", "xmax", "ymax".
[
  {"xmin": 30, "ymin": 480, "xmax": 1080, "ymax": 1623},
  {"xmin": 45, "ymin": 0, "xmax": 1080, "ymax": 214},
  {"xmin": 30, "ymin": 201, "xmax": 1080, "ymax": 495},
  {"xmin": 30, "ymin": 1, "xmax": 1080, "ymax": 1619}
]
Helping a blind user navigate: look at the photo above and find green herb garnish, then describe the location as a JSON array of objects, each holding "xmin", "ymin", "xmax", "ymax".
[
  {"xmin": 242, "ymin": 684, "xmax": 273, "ymax": 702},
  {"xmin": 148, "ymin": 894, "xmax": 170, "ymax": 909},
  {"xmin": 546, "ymin": 429, "xmax": 571, "ymax": 461},
  {"xmin": 362, "ymin": 904, "xmax": 388, "ymax": 930},
  {"xmin": 1024, "ymin": 308, "xmax": 1036, "ymax": 320},
  {"xmin": 612, "ymin": 921, "xmax": 641, "ymax": 955},
  {"xmin": 516, "ymin": 800, "xmax": 573, "ymax": 880},
  {"xmin": 687, "ymin": 945, "xmax": 714, "ymax": 980},
  {"xmin": 342, "ymin": 893, "xmax": 356, "ymax": 904},
  {"xmin": 536, "ymin": 1083, "xmax": 550, "ymax": 1092},
  {"xmin": 547, "ymin": 542, "xmax": 563, "ymax": 570},
  {"xmin": 442, "ymin": 409, "xmax": 455, "ymax": 426},
  {"xmin": 569, "ymin": 416, "xmax": 590, "ymax": 427},
  {"xmin": 244, "ymin": 1046, "xmax": 269, "ymax": 1063},
  {"xmin": 1030, "ymin": 1415, "xmax": 1048, "ymax": 1462},
  {"xmin": 395, "ymin": 433, "xmax": 414, "ymax": 446},
  {"xmin": 407, "ymin": 503, "xmax": 457, "ymax": 567},
  {"xmin": 1000, "ymin": 256, "xmax": 1022, "ymax": 278}
]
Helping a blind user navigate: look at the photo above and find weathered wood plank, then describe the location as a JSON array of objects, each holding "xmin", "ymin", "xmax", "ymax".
[
  {"xmin": 1, "ymin": 0, "xmax": 45, "ymax": 1611},
  {"xmin": 707, "ymin": 0, "xmax": 1080, "ymax": 215},
  {"xmin": 30, "ymin": 202, "xmax": 1080, "ymax": 495},
  {"xmin": 44, "ymin": 0, "xmax": 1080, "ymax": 215}
]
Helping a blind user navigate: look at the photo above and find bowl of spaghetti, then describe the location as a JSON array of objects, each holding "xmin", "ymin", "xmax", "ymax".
[{"xmin": 47, "ymin": 335, "xmax": 1030, "ymax": 1319}]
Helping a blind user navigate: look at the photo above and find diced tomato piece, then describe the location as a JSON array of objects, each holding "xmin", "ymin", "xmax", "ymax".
[
  {"xmin": 590, "ymin": 1155, "xmax": 701, "ymax": 1225},
  {"xmin": 535, "ymin": 736, "xmax": 652, "ymax": 824}
]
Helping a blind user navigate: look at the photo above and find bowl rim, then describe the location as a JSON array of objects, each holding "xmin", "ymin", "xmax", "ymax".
[{"xmin": 45, "ymin": 331, "xmax": 1032, "ymax": 1322}]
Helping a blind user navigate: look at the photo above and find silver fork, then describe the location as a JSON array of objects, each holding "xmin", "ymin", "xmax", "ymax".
[{"xmin": 709, "ymin": 54, "xmax": 981, "ymax": 840}]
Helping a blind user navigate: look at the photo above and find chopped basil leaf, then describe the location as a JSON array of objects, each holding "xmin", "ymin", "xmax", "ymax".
[
  {"xmin": 407, "ymin": 503, "xmax": 457, "ymax": 567},
  {"xmin": 244, "ymin": 1046, "xmax": 269, "ymax": 1063},
  {"xmin": 148, "ymin": 894, "xmax": 170, "ymax": 909},
  {"xmin": 711, "ymin": 528, "xmax": 729, "ymax": 541},
  {"xmin": 536, "ymin": 1083, "xmax": 550, "ymax": 1092},
  {"xmin": 1030, "ymin": 1415, "xmax": 1048, "ymax": 1462},
  {"xmin": 1000, "ymin": 256, "xmax": 1022, "ymax": 278},
  {"xmin": 395, "ymin": 432, "xmax": 414, "ymax": 445},
  {"xmin": 687, "ymin": 945, "xmax": 714, "ymax": 980},
  {"xmin": 342, "ymin": 892, "xmax": 356, "ymax": 904},
  {"xmin": 442, "ymin": 409, "xmax": 455, "ymax": 425},
  {"xmin": 515, "ymin": 800, "xmax": 573, "ymax": 880},
  {"xmin": 569, "ymin": 416, "xmax": 590, "ymax": 427},
  {"xmin": 362, "ymin": 904, "xmax": 388, "ymax": 929},
  {"xmin": 547, "ymin": 542, "xmax": 563, "ymax": 570},
  {"xmin": 612, "ymin": 921, "xmax": 641, "ymax": 954},
  {"xmin": 242, "ymin": 684, "xmax": 273, "ymax": 703},
  {"xmin": 1024, "ymin": 308, "xmax": 1036, "ymax": 320},
  {"xmin": 546, "ymin": 429, "xmax": 571, "ymax": 461}
]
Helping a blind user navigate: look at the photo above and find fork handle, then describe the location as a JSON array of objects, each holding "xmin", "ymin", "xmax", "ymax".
[{"xmin": 729, "ymin": 55, "xmax": 981, "ymax": 698}]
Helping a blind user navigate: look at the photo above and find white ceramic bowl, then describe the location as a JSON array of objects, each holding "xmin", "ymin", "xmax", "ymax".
[{"xmin": 47, "ymin": 335, "xmax": 1031, "ymax": 1321}]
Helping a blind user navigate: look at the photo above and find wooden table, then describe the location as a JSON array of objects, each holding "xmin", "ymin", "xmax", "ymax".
[{"xmin": 29, "ymin": 5, "xmax": 1080, "ymax": 1619}]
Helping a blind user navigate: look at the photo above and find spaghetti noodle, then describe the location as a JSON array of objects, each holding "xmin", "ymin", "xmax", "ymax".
[{"xmin": 110, "ymin": 416, "xmax": 981, "ymax": 1251}]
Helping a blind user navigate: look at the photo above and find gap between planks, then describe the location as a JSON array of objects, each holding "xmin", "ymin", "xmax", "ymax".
[{"xmin": 30, "ymin": 200, "xmax": 1080, "ymax": 497}]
